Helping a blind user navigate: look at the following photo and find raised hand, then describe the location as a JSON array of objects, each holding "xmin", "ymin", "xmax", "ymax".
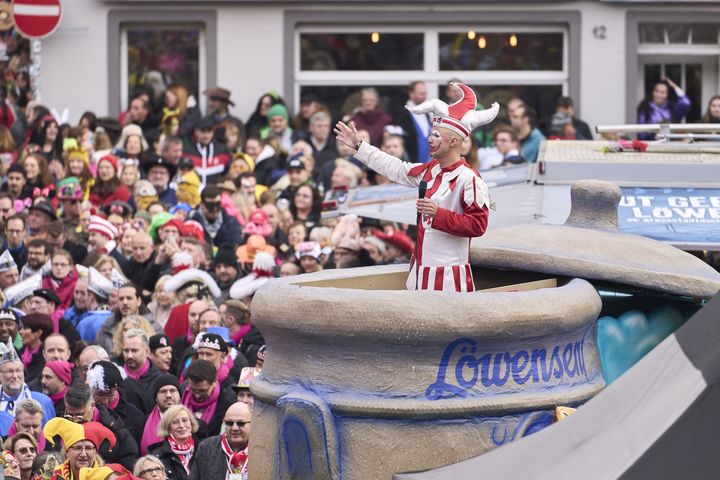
[{"xmin": 334, "ymin": 121, "xmax": 361, "ymax": 151}]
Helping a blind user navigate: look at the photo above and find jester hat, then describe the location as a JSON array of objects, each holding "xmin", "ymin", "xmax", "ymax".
[
  {"xmin": 406, "ymin": 82, "xmax": 500, "ymax": 138},
  {"xmin": 43, "ymin": 417, "xmax": 116, "ymax": 450}
]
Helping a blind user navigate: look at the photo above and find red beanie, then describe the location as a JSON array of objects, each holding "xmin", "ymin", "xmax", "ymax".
[
  {"xmin": 99, "ymin": 154, "xmax": 119, "ymax": 173},
  {"xmin": 45, "ymin": 361, "xmax": 73, "ymax": 386}
]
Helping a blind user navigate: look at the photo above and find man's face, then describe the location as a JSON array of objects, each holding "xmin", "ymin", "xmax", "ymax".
[
  {"xmin": 214, "ymin": 263, "xmax": 237, "ymax": 285},
  {"xmin": 66, "ymin": 440, "xmax": 97, "ymax": 471},
  {"xmin": 5, "ymin": 218, "xmax": 25, "ymax": 248},
  {"xmin": 41, "ymin": 367, "xmax": 66, "ymax": 395},
  {"xmin": 240, "ymin": 177, "xmax": 256, "ymax": 198},
  {"xmin": 15, "ymin": 411, "xmax": 42, "ymax": 440},
  {"xmin": 0, "ymin": 362, "xmax": 24, "ymax": 395},
  {"xmin": 47, "ymin": 232, "xmax": 65, "ymax": 250},
  {"xmin": 494, "ymin": 132, "xmax": 515, "ymax": 155},
  {"xmin": 236, "ymin": 389, "xmax": 254, "ymax": 407},
  {"xmin": 0, "ymin": 318, "xmax": 17, "ymax": 343},
  {"xmin": 131, "ymin": 234, "xmax": 154, "ymax": 263},
  {"xmin": 148, "ymin": 166, "xmax": 170, "ymax": 190},
  {"xmin": 195, "ymin": 128, "xmax": 214, "ymax": 145},
  {"xmin": 427, "ymin": 128, "xmax": 458, "ymax": 158},
  {"xmin": 63, "ymin": 402, "xmax": 93, "ymax": 424},
  {"xmin": 269, "ymin": 115, "xmax": 287, "ymax": 134},
  {"xmin": 27, "ymin": 245, "xmax": 48, "ymax": 270},
  {"xmin": 197, "ymin": 348, "xmax": 224, "ymax": 369},
  {"xmin": 155, "ymin": 385, "xmax": 180, "ymax": 412},
  {"xmin": 223, "ymin": 404, "xmax": 252, "ymax": 449},
  {"xmin": 87, "ymin": 231, "xmax": 108, "ymax": 250},
  {"xmin": 287, "ymin": 168, "xmax": 308, "ymax": 188},
  {"xmin": 309, "ymin": 118, "xmax": 330, "ymax": 143},
  {"xmin": 164, "ymin": 142, "xmax": 183, "ymax": 164},
  {"xmin": 73, "ymin": 280, "xmax": 90, "ymax": 310},
  {"xmin": 188, "ymin": 379, "xmax": 214, "ymax": 403},
  {"xmin": 201, "ymin": 195, "xmax": 222, "ymax": 222},
  {"xmin": 0, "ymin": 198, "xmax": 13, "ymax": 220},
  {"xmin": 244, "ymin": 140, "xmax": 262, "ymax": 159},
  {"xmin": 150, "ymin": 346, "xmax": 173, "ymax": 372},
  {"xmin": 409, "ymin": 82, "xmax": 428, "ymax": 105},
  {"xmin": 93, "ymin": 387, "xmax": 118, "ymax": 408},
  {"xmin": 509, "ymin": 108, "xmax": 527, "ymax": 130},
  {"xmin": 181, "ymin": 242, "xmax": 204, "ymax": 269},
  {"xmin": 77, "ymin": 350, "xmax": 100, "ymax": 382},
  {"xmin": 129, "ymin": 98, "xmax": 148, "ymax": 122},
  {"xmin": 0, "ymin": 268, "xmax": 18, "ymax": 288},
  {"xmin": 382, "ymin": 137, "xmax": 405, "ymax": 158},
  {"xmin": 208, "ymin": 97, "xmax": 224, "ymax": 115},
  {"xmin": 188, "ymin": 301, "xmax": 207, "ymax": 332},
  {"xmin": 7, "ymin": 173, "xmax": 25, "ymax": 196},
  {"xmin": 29, "ymin": 296, "xmax": 53, "ymax": 315},
  {"xmin": 117, "ymin": 287, "xmax": 141, "ymax": 317},
  {"xmin": 123, "ymin": 336, "xmax": 149, "ymax": 371},
  {"xmin": 198, "ymin": 310, "xmax": 221, "ymax": 332},
  {"xmin": 44, "ymin": 336, "xmax": 70, "ymax": 361}
]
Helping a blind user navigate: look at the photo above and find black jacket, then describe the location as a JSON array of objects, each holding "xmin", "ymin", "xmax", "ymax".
[
  {"xmin": 190, "ymin": 209, "xmax": 242, "ymax": 249},
  {"xmin": 114, "ymin": 395, "xmax": 147, "ymax": 445},
  {"xmin": 150, "ymin": 435, "xmax": 200, "ymax": 480},
  {"xmin": 239, "ymin": 324, "xmax": 265, "ymax": 367},
  {"xmin": 96, "ymin": 405, "xmax": 140, "ymax": 471}
]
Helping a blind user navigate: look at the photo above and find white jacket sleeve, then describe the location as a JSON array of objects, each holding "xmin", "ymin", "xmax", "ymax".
[{"xmin": 355, "ymin": 142, "xmax": 423, "ymax": 188}]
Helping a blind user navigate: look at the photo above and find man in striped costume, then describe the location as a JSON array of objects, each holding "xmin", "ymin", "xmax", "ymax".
[{"xmin": 334, "ymin": 83, "xmax": 499, "ymax": 292}]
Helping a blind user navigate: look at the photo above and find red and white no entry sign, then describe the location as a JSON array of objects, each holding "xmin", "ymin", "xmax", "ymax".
[{"xmin": 11, "ymin": 0, "xmax": 62, "ymax": 39}]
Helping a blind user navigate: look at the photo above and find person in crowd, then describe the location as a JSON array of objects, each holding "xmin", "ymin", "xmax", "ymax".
[
  {"xmin": 189, "ymin": 402, "xmax": 252, "ymax": 480},
  {"xmin": 4, "ymin": 165, "xmax": 27, "ymax": 201},
  {"xmin": 637, "ymin": 77, "xmax": 691, "ymax": 140},
  {"xmin": 289, "ymin": 184, "xmax": 322, "ymax": 229},
  {"xmin": 547, "ymin": 111, "xmax": 577, "ymax": 140},
  {"xmin": 164, "ymin": 84, "xmax": 201, "ymax": 140},
  {"xmin": 62, "ymin": 383, "xmax": 138, "ymax": 471},
  {"xmin": 148, "ymin": 334, "xmax": 173, "ymax": 374},
  {"xmin": 2, "ymin": 216, "xmax": 27, "ymax": 270},
  {"xmin": 0, "ymin": 340, "xmax": 55, "ymax": 434},
  {"xmin": 18, "ymin": 312, "xmax": 54, "ymax": 381},
  {"xmin": 39, "ymin": 361, "xmax": 73, "ymax": 417},
  {"xmin": 304, "ymin": 110, "xmax": 337, "ymax": 168},
  {"xmin": 146, "ymin": 277, "xmax": 176, "ymax": 329},
  {"xmin": 160, "ymin": 136, "xmax": 184, "ymax": 167},
  {"xmin": 349, "ymin": 88, "xmax": 392, "ymax": 147},
  {"xmin": 88, "ymin": 155, "xmax": 132, "ymax": 207},
  {"xmin": 20, "ymin": 239, "xmax": 50, "ymax": 281},
  {"xmin": 5, "ymin": 432, "xmax": 37, "ymax": 480},
  {"xmin": 509, "ymin": 103, "xmax": 545, "ymax": 163},
  {"xmin": 183, "ymin": 117, "xmax": 232, "ymax": 187},
  {"xmin": 26, "ymin": 201, "xmax": 56, "ymax": 239},
  {"xmin": 203, "ymin": 87, "xmax": 244, "ymax": 140},
  {"xmin": 20, "ymin": 154, "xmax": 54, "ymax": 200},
  {"xmin": 190, "ymin": 186, "xmax": 242, "ymax": 248},
  {"xmin": 232, "ymin": 367, "xmax": 260, "ymax": 407},
  {"xmin": 396, "ymin": 80, "xmax": 432, "ymax": 163},
  {"xmin": 42, "ymin": 417, "xmax": 116, "ymax": 480},
  {"xmin": 261, "ymin": 104, "xmax": 293, "ymax": 153},
  {"xmin": 0, "ymin": 308, "xmax": 22, "ymax": 351},
  {"xmin": 295, "ymin": 241, "xmax": 324, "ymax": 274},
  {"xmin": 27, "ymin": 290, "xmax": 80, "ymax": 346},
  {"xmin": 246, "ymin": 92, "xmax": 285, "ymax": 137},
  {"xmin": 141, "ymin": 157, "xmax": 177, "ymax": 206},
  {"xmin": 3, "ymin": 399, "xmax": 45, "ymax": 454},
  {"xmin": 133, "ymin": 455, "xmax": 167, "ymax": 480},
  {"xmin": 122, "ymin": 329, "xmax": 162, "ymax": 394},
  {"xmin": 555, "ymin": 96, "xmax": 593, "ymax": 140},
  {"xmin": 110, "ymin": 316, "xmax": 156, "ymax": 364},
  {"xmin": 139, "ymin": 375, "xmax": 182, "ymax": 456},
  {"xmin": 74, "ymin": 269, "xmax": 114, "ymax": 344},
  {"xmin": 181, "ymin": 360, "xmax": 234, "ymax": 436},
  {"xmin": 210, "ymin": 246, "xmax": 242, "ymax": 304},
  {"xmin": 41, "ymin": 249, "xmax": 78, "ymax": 310},
  {"xmin": 74, "ymin": 345, "xmax": 109, "ymax": 383},
  {"xmin": 149, "ymin": 405, "xmax": 200, "ymax": 480},
  {"xmin": 701, "ymin": 95, "xmax": 720, "ymax": 123}
]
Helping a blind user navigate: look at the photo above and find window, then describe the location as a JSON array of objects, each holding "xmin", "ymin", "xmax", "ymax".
[
  {"xmin": 121, "ymin": 25, "xmax": 205, "ymax": 110},
  {"xmin": 294, "ymin": 27, "xmax": 568, "ymax": 130},
  {"xmin": 639, "ymin": 23, "xmax": 719, "ymax": 45}
]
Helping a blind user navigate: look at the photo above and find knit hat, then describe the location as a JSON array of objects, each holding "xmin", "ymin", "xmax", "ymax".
[
  {"xmin": 148, "ymin": 212, "xmax": 173, "ymax": 240},
  {"xmin": 152, "ymin": 374, "xmax": 181, "ymax": 400},
  {"xmin": 182, "ymin": 220, "xmax": 206, "ymax": 243},
  {"xmin": 149, "ymin": 334, "xmax": 171, "ymax": 352},
  {"xmin": 88, "ymin": 215, "xmax": 118, "ymax": 240},
  {"xmin": 193, "ymin": 332, "xmax": 229, "ymax": 353},
  {"xmin": 267, "ymin": 104, "xmax": 289, "ymax": 121},
  {"xmin": 232, "ymin": 366, "xmax": 262, "ymax": 392},
  {"xmin": 406, "ymin": 82, "xmax": 499, "ymax": 138},
  {"xmin": 0, "ymin": 339, "xmax": 20, "ymax": 367},
  {"xmin": 0, "ymin": 250, "xmax": 17, "ymax": 272},
  {"xmin": 212, "ymin": 245, "xmax": 239, "ymax": 271},
  {"xmin": 86, "ymin": 361, "xmax": 125, "ymax": 393},
  {"xmin": 3, "ymin": 273, "xmax": 41, "ymax": 307},
  {"xmin": 45, "ymin": 361, "xmax": 74, "ymax": 386},
  {"xmin": 43, "ymin": 418, "xmax": 116, "ymax": 450},
  {"xmin": 98, "ymin": 154, "xmax": 119, "ymax": 173},
  {"xmin": 65, "ymin": 141, "xmax": 90, "ymax": 165},
  {"xmin": 159, "ymin": 218, "xmax": 186, "ymax": 237},
  {"xmin": 57, "ymin": 177, "xmax": 84, "ymax": 201},
  {"xmin": 87, "ymin": 267, "xmax": 114, "ymax": 300}
]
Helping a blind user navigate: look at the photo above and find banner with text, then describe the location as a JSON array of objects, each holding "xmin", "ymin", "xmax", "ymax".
[{"xmin": 618, "ymin": 187, "xmax": 720, "ymax": 246}]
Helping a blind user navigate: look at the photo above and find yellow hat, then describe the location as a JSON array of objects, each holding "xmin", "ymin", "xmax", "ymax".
[
  {"xmin": 79, "ymin": 466, "xmax": 115, "ymax": 480},
  {"xmin": 43, "ymin": 417, "xmax": 116, "ymax": 450}
]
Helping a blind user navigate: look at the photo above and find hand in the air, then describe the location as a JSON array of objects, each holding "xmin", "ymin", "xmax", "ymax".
[{"xmin": 334, "ymin": 121, "xmax": 360, "ymax": 151}]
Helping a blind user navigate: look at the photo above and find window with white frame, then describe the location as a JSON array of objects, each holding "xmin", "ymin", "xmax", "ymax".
[{"xmin": 295, "ymin": 26, "xmax": 568, "ymax": 140}]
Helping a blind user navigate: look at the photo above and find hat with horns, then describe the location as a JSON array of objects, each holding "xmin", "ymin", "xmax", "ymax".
[{"xmin": 406, "ymin": 82, "xmax": 500, "ymax": 138}]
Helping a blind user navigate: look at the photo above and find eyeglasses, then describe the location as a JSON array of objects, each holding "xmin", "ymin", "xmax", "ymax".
[
  {"xmin": 17, "ymin": 446, "xmax": 36, "ymax": 455},
  {"xmin": 140, "ymin": 466, "xmax": 165, "ymax": 476},
  {"xmin": 224, "ymin": 420, "xmax": 251, "ymax": 428},
  {"xmin": 68, "ymin": 444, "xmax": 96, "ymax": 454},
  {"xmin": 203, "ymin": 201, "xmax": 221, "ymax": 211}
]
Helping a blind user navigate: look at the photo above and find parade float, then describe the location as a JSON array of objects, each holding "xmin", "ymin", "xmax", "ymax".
[{"xmin": 248, "ymin": 176, "xmax": 720, "ymax": 479}]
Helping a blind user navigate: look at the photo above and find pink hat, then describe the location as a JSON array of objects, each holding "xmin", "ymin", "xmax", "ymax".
[
  {"xmin": 406, "ymin": 82, "xmax": 499, "ymax": 138},
  {"xmin": 88, "ymin": 215, "xmax": 118, "ymax": 240},
  {"xmin": 45, "ymin": 361, "xmax": 73, "ymax": 386}
]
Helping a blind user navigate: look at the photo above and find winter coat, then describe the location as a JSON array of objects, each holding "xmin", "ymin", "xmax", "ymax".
[
  {"xmin": 189, "ymin": 208, "xmax": 242, "ymax": 249},
  {"xmin": 149, "ymin": 435, "xmax": 200, "ymax": 480}
]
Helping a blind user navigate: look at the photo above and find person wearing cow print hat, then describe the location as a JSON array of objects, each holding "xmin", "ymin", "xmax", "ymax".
[{"xmin": 335, "ymin": 82, "xmax": 499, "ymax": 292}]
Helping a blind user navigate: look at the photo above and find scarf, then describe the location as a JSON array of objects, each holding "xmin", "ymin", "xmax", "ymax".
[
  {"xmin": 221, "ymin": 433, "xmax": 249, "ymax": 476},
  {"xmin": 216, "ymin": 356, "xmax": 233, "ymax": 385},
  {"xmin": 0, "ymin": 384, "xmax": 32, "ymax": 415},
  {"xmin": 125, "ymin": 358, "xmax": 150, "ymax": 381},
  {"xmin": 168, "ymin": 434, "xmax": 194, "ymax": 474},
  {"xmin": 21, "ymin": 344, "xmax": 41, "ymax": 368},
  {"xmin": 199, "ymin": 209, "xmax": 223, "ymax": 240},
  {"xmin": 91, "ymin": 407, "xmax": 100, "ymax": 422},
  {"xmin": 108, "ymin": 391, "xmax": 120, "ymax": 411},
  {"xmin": 231, "ymin": 324, "xmax": 251, "ymax": 346},
  {"xmin": 181, "ymin": 382, "xmax": 220, "ymax": 425},
  {"xmin": 42, "ymin": 268, "xmax": 78, "ymax": 310},
  {"xmin": 53, "ymin": 458, "xmax": 99, "ymax": 480},
  {"xmin": 49, "ymin": 387, "xmax": 68, "ymax": 405},
  {"xmin": 140, "ymin": 405, "xmax": 163, "ymax": 455},
  {"xmin": 7, "ymin": 420, "xmax": 46, "ymax": 453}
]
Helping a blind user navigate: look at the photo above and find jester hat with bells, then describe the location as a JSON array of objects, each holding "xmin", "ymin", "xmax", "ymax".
[
  {"xmin": 43, "ymin": 417, "xmax": 116, "ymax": 452},
  {"xmin": 406, "ymin": 82, "xmax": 500, "ymax": 139}
]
